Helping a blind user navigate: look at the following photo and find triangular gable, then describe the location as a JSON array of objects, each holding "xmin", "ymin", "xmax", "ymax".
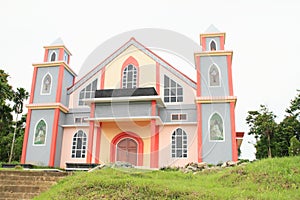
[{"xmin": 67, "ymin": 38, "xmax": 197, "ymax": 94}]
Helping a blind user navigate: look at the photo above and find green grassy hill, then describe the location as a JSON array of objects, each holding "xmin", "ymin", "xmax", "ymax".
[{"xmin": 35, "ymin": 157, "xmax": 300, "ymax": 200}]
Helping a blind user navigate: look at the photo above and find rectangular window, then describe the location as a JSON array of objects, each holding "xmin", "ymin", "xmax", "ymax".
[
  {"xmin": 171, "ymin": 113, "xmax": 187, "ymax": 121},
  {"xmin": 74, "ymin": 118, "xmax": 82, "ymax": 123}
]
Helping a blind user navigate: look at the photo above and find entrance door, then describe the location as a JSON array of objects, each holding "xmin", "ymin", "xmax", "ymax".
[{"xmin": 116, "ymin": 138, "xmax": 137, "ymax": 165}]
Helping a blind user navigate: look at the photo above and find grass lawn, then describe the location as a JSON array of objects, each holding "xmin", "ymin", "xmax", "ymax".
[{"xmin": 35, "ymin": 157, "xmax": 300, "ymax": 200}]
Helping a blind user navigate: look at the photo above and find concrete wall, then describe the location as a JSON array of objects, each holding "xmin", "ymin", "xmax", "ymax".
[
  {"xmin": 95, "ymin": 102, "xmax": 152, "ymax": 118},
  {"xmin": 200, "ymin": 55, "xmax": 229, "ymax": 97},
  {"xmin": 159, "ymin": 124, "xmax": 198, "ymax": 167},
  {"xmin": 26, "ymin": 109, "xmax": 54, "ymax": 166},
  {"xmin": 201, "ymin": 103, "xmax": 232, "ymax": 164},
  {"xmin": 33, "ymin": 67, "xmax": 59, "ymax": 104}
]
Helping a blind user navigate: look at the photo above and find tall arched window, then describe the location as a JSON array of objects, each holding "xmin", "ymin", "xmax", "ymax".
[
  {"xmin": 50, "ymin": 52, "xmax": 56, "ymax": 61},
  {"xmin": 41, "ymin": 73, "xmax": 52, "ymax": 94},
  {"xmin": 33, "ymin": 119, "xmax": 47, "ymax": 145},
  {"xmin": 72, "ymin": 130, "xmax": 87, "ymax": 158},
  {"xmin": 122, "ymin": 64, "xmax": 137, "ymax": 88},
  {"xmin": 171, "ymin": 128, "xmax": 187, "ymax": 158},
  {"xmin": 209, "ymin": 64, "xmax": 221, "ymax": 87},
  {"xmin": 210, "ymin": 40, "xmax": 217, "ymax": 51},
  {"xmin": 209, "ymin": 113, "xmax": 224, "ymax": 141}
]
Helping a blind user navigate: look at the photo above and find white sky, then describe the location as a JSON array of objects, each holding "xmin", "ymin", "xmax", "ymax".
[{"xmin": 1, "ymin": 0, "xmax": 300, "ymax": 160}]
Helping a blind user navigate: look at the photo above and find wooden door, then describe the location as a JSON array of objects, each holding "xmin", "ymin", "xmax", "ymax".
[{"xmin": 116, "ymin": 138, "xmax": 137, "ymax": 165}]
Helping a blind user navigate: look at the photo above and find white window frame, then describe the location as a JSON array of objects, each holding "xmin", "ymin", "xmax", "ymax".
[
  {"xmin": 164, "ymin": 75, "xmax": 183, "ymax": 103},
  {"xmin": 71, "ymin": 130, "xmax": 87, "ymax": 158},
  {"xmin": 171, "ymin": 128, "xmax": 188, "ymax": 158},
  {"xmin": 122, "ymin": 64, "xmax": 137, "ymax": 89},
  {"xmin": 208, "ymin": 112, "xmax": 225, "ymax": 142},
  {"xmin": 171, "ymin": 113, "xmax": 187, "ymax": 121},
  {"xmin": 208, "ymin": 63, "xmax": 221, "ymax": 87}
]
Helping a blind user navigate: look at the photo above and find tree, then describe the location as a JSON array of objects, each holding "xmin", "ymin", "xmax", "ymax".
[
  {"xmin": 0, "ymin": 69, "xmax": 28, "ymax": 162},
  {"xmin": 246, "ymin": 105, "xmax": 277, "ymax": 159},
  {"xmin": 9, "ymin": 88, "xmax": 29, "ymax": 162},
  {"xmin": 289, "ymin": 136, "xmax": 300, "ymax": 156}
]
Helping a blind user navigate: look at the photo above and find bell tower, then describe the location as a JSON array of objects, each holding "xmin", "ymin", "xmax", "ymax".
[
  {"xmin": 195, "ymin": 25, "xmax": 238, "ymax": 164},
  {"xmin": 21, "ymin": 38, "xmax": 76, "ymax": 167}
]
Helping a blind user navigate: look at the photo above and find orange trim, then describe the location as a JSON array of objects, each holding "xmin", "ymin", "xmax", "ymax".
[
  {"xmin": 120, "ymin": 56, "xmax": 139, "ymax": 88},
  {"xmin": 20, "ymin": 110, "xmax": 32, "ymax": 164},
  {"xmin": 87, "ymin": 103, "xmax": 95, "ymax": 163},
  {"xmin": 196, "ymin": 56, "xmax": 201, "ymax": 97},
  {"xmin": 55, "ymin": 65, "xmax": 64, "ymax": 102},
  {"xmin": 227, "ymin": 54, "xmax": 234, "ymax": 96},
  {"xmin": 100, "ymin": 67, "xmax": 106, "ymax": 89},
  {"xmin": 156, "ymin": 62, "xmax": 160, "ymax": 95},
  {"xmin": 49, "ymin": 108, "xmax": 60, "ymax": 167},
  {"xmin": 43, "ymin": 49, "xmax": 49, "ymax": 62},
  {"xmin": 29, "ymin": 67, "xmax": 38, "ymax": 104},
  {"xmin": 230, "ymin": 102, "xmax": 238, "ymax": 161},
  {"xmin": 95, "ymin": 123, "xmax": 102, "ymax": 164},
  {"xmin": 220, "ymin": 35, "xmax": 225, "ymax": 50},
  {"xmin": 197, "ymin": 104, "xmax": 202, "ymax": 162},
  {"xmin": 110, "ymin": 132, "xmax": 144, "ymax": 166}
]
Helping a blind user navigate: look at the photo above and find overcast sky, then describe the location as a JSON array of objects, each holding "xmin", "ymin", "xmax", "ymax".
[{"xmin": 1, "ymin": 0, "xmax": 300, "ymax": 160}]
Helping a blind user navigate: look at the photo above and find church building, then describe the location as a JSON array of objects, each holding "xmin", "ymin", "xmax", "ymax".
[{"xmin": 21, "ymin": 26, "xmax": 244, "ymax": 169}]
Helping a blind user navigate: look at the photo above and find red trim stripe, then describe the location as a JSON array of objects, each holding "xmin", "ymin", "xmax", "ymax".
[
  {"xmin": 197, "ymin": 104, "xmax": 202, "ymax": 162},
  {"xmin": 87, "ymin": 103, "xmax": 95, "ymax": 163},
  {"xmin": 230, "ymin": 102, "xmax": 238, "ymax": 161},
  {"xmin": 220, "ymin": 36, "xmax": 225, "ymax": 50},
  {"xmin": 55, "ymin": 65, "xmax": 64, "ymax": 102},
  {"xmin": 196, "ymin": 56, "xmax": 201, "ymax": 97},
  {"xmin": 95, "ymin": 123, "xmax": 102, "ymax": 164},
  {"xmin": 29, "ymin": 68, "xmax": 38, "ymax": 104},
  {"xmin": 227, "ymin": 55, "xmax": 234, "ymax": 96},
  {"xmin": 100, "ymin": 67, "xmax": 106, "ymax": 89},
  {"xmin": 20, "ymin": 110, "xmax": 32, "ymax": 164},
  {"xmin": 156, "ymin": 62, "xmax": 160, "ymax": 95},
  {"xmin": 43, "ymin": 49, "xmax": 49, "ymax": 62},
  {"xmin": 49, "ymin": 108, "xmax": 60, "ymax": 167}
]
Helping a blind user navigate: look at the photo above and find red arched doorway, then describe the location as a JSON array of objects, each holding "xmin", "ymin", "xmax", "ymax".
[
  {"xmin": 110, "ymin": 132, "xmax": 144, "ymax": 166},
  {"xmin": 116, "ymin": 138, "xmax": 137, "ymax": 165}
]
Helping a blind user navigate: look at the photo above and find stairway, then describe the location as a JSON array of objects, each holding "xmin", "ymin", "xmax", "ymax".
[{"xmin": 0, "ymin": 170, "xmax": 68, "ymax": 200}]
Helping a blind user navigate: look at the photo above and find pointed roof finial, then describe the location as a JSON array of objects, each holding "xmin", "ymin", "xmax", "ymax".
[
  {"xmin": 50, "ymin": 37, "xmax": 65, "ymax": 46},
  {"xmin": 205, "ymin": 24, "xmax": 221, "ymax": 33}
]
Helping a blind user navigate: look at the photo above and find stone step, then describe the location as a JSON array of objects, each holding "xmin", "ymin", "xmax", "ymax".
[
  {"xmin": 0, "ymin": 174, "xmax": 63, "ymax": 182},
  {"xmin": 0, "ymin": 191, "xmax": 39, "ymax": 200},
  {"xmin": 0, "ymin": 179, "xmax": 57, "ymax": 187},
  {"xmin": 0, "ymin": 170, "xmax": 69, "ymax": 199}
]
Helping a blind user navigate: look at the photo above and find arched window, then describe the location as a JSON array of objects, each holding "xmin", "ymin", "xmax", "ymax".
[
  {"xmin": 41, "ymin": 73, "xmax": 52, "ymax": 94},
  {"xmin": 122, "ymin": 64, "xmax": 137, "ymax": 88},
  {"xmin": 50, "ymin": 52, "xmax": 56, "ymax": 61},
  {"xmin": 209, "ymin": 113, "xmax": 224, "ymax": 141},
  {"xmin": 72, "ymin": 130, "xmax": 87, "ymax": 158},
  {"xmin": 171, "ymin": 128, "xmax": 187, "ymax": 158},
  {"xmin": 209, "ymin": 64, "xmax": 221, "ymax": 87},
  {"xmin": 33, "ymin": 119, "xmax": 47, "ymax": 145},
  {"xmin": 210, "ymin": 40, "xmax": 217, "ymax": 51}
]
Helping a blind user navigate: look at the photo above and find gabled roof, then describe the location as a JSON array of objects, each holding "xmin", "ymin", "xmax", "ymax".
[{"xmin": 67, "ymin": 38, "xmax": 197, "ymax": 94}]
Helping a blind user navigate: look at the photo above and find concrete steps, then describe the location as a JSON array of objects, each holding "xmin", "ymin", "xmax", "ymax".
[{"xmin": 0, "ymin": 170, "xmax": 68, "ymax": 200}]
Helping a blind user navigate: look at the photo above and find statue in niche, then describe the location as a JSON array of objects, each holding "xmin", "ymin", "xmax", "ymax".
[
  {"xmin": 34, "ymin": 120, "xmax": 46, "ymax": 145},
  {"xmin": 210, "ymin": 113, "xmax": 224, "ymax": 141},
  {"xmin": 209, "ymin": 65, "xmax": 220, "ymax": 86},
  {"xmin": 42, "ymin": 74, "xmax": 51, "ymax": 93}
]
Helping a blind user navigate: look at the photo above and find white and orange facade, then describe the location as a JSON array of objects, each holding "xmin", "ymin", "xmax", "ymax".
[{"xmin": 21, "ymin": 27, "xmax": 243, "ymax": 169}]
